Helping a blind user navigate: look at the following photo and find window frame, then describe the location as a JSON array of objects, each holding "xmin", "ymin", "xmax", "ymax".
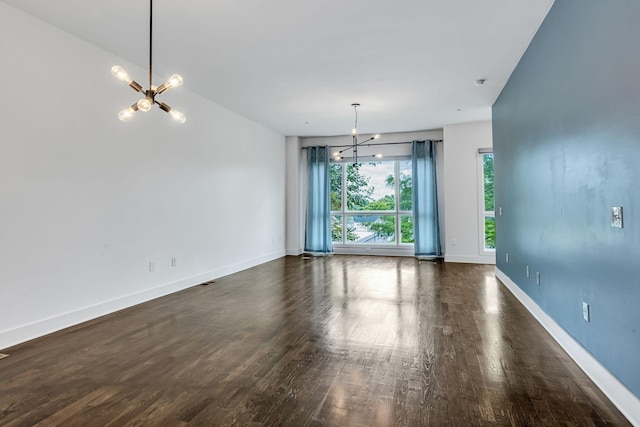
[
  {"xmin": 331, "ymin": 157, "xmax": 413, "ymax": 250},
  {"xmin": 477, "ymin": 150, "xmax": 495, "ymax": 254}
]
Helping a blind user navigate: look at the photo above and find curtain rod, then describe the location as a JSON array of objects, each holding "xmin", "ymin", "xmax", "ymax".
[{"xmin": 301, "ymin": 139, "xmax": 443, "ymax": 149}]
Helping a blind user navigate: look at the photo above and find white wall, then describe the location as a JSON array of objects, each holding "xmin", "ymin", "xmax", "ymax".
[
  {"xmin": 443, "ymin": 121, "xmax": 495, "ymax": 264},
  {"xmin": 285, "ymin": 136, "xmax": 304, "ymax": 255},
  {"xmin": 0, "ymin": 3, "xmax": 286, "ymax": 350}
]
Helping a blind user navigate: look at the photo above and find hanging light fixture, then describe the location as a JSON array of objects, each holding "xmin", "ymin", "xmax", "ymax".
[
  {"xmin": 333, "ymin": 103, "xmax": 380, "ymax": 163},
  {"xmin": 111, "ymin": 0, "xmax": 185, "ymax": 124}
]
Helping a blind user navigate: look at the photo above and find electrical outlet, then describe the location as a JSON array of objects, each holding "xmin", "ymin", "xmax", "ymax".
[
  {"xmin": 611, "ymin": 206, "xmax": 623, "ymax": 228},
  {"xmin": 583, "ymin": 302, "xmax": 590, "ymax": 322},
  {"xmin": 451, "ymin": 238, "xmax": 457, "ymax": 247},
  {"xmin": 536, "ymin": 272, "xmax": 540, "ymax": 285},
  {"xmin": 171, "ymin": 257, "xmax": 177, "ymax": 267},
  {"xmin": 498, "ymin": 206, "xmax": 503, "ymax": 216},
  {"xmin": 149, "ymin": 262, "xmax": 155, "ymax": 272},
  {"xmin": 505, "ymin": 252, "xmax": 509, "ymax": 263},
  {"xmin": 526, "ymin": 265, "xmax": 530, "ymax": 278}
]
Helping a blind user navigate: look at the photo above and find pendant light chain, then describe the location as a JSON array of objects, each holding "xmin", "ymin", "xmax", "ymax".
[{"xmin": 149, "ymin": 0, "xmax": 153, "ymax": 89}]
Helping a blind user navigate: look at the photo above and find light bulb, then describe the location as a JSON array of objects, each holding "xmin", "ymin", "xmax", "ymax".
[
  {"xmin": 156, "ymin": 74, "xmax": 184, "ymax": 94},
  {"xmin": 111, "ymin": 66, "xmax": 132, "ymax": 83},
  {"xmin": 137, "ymin": 98, "xmax": 153, "ymax": 112},
  {"xmin": 118, "ymin": 107, "xmax": 136, "ymax": 122},
  {"xmin": 169, "ymin": 109, "xmax": 186, "ymax": 124},
  {"xmin": 166, "ymin": 74, "xmax": 183, "ymax": 88},
  {"xmin": 374, "ymin": 153, "xmax": 383, "ymax": 159},
  {"xmin": 352, "ymin": 128, "xmax": 357, "ymax": 136},
  {"xmin": 374, "ymin": 134, "xmax": 380, "ymax": 139}
]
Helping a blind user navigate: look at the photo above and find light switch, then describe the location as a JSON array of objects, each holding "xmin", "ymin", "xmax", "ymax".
[
  {"xmin": 583, "ymin": 302, "xmax": 590, "ymax": 322},
  {"xmin": 611, "ymin": 206, "xmax": 623, "ymax": 228}
]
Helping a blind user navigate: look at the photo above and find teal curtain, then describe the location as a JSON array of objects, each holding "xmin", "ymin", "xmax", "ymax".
[
  {"xmin": 304, "ymin": 146, "xmax": 333, "ymax": 254},
  {"xmin": 412, "ymin": 140, "xmax": 441, "ymax": 257}
]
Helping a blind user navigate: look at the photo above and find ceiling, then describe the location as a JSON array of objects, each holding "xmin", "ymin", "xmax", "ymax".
[{"xmin": 3, "ymin": 0, "xmax": 554, "ymax": 137}]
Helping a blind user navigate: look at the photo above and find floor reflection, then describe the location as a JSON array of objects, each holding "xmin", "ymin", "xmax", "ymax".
[{"xmin": 320, "ymin": 256, "xmax": 420, "ymax": 351}]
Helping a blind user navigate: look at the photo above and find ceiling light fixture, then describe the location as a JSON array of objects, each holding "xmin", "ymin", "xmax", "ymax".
[
  {"xmin": 112, "ymin": 0, "xmax": 185, "ymax": 124},
  {"xmin": 334, "ymin": 103, "xmax": 380, "ymax": 163}
]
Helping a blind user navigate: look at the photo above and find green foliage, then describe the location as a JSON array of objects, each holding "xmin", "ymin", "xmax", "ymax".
[
  {"xmin": 383, "ymin": 173, "xmax": 414, "ymax": 210},
  {"xmin": 397, "ymin": 174, "xmax": 413, "ymax": 210},
  {"xmin": 365, "ymin": 216, "xmax": 396, "ymax": 241},
  {"xmin": 330, "ymin": 164, "xmax": 342, "ymax": 211},
  {"xmin": 332, "ymin": 215, "xmax": 358, "ymax": 242},
  {"xmin": 367, "ymin": 195, "xmax": 395, "ymax": 211},
  {"xmin": 400, "ymin": 216, "xmax": 414, "ymax": 243},
  {"xmin": 482, "ymin": 154, "xmax": 495, "ymax": 250},
  {"xmin": 330, "ymin": 161, "xmax": 415, "ymax": 244},
  {"xmin": 483, "ymin": 154, "xmax": 494, "ymax": 211},
  {"xmin": 345, "ymin": 164, "xmax": 373, "ymax": 210},
  {"xmin": 484, "ymin": 217, "xmax": 495, "ymax": 249}
]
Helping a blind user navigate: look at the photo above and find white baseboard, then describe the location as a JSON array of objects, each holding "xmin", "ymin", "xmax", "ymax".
[
  {"xmin": 286, "ymin": 248, "xmax": 303, "ymax": 256},
  {"xmin": 0, "ymin": 250, "xmax": 286, "ymax": 351},
  {"xmin": 495, "ymin": 268, "xmax": 640, "ymax": 426},
  {"xmin": 445, "ymin": 254, "xmax": 496, "ymax": 264}
]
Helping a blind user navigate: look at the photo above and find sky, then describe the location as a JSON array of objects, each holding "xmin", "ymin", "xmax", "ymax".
[{"xmin": 359, "ymin": 160, "xmax": 411, "ymax": 200}]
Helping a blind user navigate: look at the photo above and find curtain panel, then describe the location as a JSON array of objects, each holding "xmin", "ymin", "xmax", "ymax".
[
  {"xmin": 304, "ymin": 146, "xmax": 333, "ymax": 254},
  {"xmin": 412, "ymin": 140, "xmax": 441, "ymax": 257}
]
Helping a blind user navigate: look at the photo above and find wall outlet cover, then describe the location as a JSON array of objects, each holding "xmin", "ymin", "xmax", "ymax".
[
  {"xmin": 611, "ymin": 206, "xmax": 623, "ymax": 228},
  {"xmin": 583, "ymin": 302, "xmax": 590, "ymax": 322}
]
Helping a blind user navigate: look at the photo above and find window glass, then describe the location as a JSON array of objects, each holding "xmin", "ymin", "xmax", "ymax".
[
  {"xmin": 400, "ymin": 215, "xmax": 414, "ymax": 243},
  {"xmin": 330, "ymin": 163, "xmax": 342, "ymax": 211},
  {"xmin": 331, "ymin": 159, "xmax": 412, "ymax": 246},
  {"xmin": 481, "ymin": 153, "xmax": 495, "ymax": 251},
  {"xmin": 346, "ymin": 214, "xmax": 396, "ymax": 243},
  {"xmin": 483, "ymin": 154, "xmax": 494, "ymax": 212},
  {"xmin": 346, "ymin": 162, "xmax": 395, "ymax": 211},
  {"xmin": 398, "ymin": 160, "xmax": 412, "ymax": 211},
  {"xmin": 484, "ymin": 216, "xmax": 496, "ymax": 250}
]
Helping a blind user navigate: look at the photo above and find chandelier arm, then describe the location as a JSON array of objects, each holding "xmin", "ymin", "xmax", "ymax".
[
  {"xmin": 129, "ymin": 80, "xmax": 144, "ymax": 93},
  {"xmin": 355, "ymin": 136, "xmax": 375, "ymax": 147},
  {"xmin": 156, "ymin": 100, "xmax": 172, "ymax": 112}
]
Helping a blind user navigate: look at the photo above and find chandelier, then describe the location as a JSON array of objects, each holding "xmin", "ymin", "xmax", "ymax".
[
  {"xmin": 333, "ymin": 103, "xmax": 380, "ymax": 163},
  {"xmin": 111, "ymin": 0, "xmax": 185, "ymax": 124}
]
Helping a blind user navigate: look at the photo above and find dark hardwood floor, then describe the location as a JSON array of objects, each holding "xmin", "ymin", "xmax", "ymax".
[{"xmin": 0, "ymin": 256, "xmax": 630, "ymax": 426}]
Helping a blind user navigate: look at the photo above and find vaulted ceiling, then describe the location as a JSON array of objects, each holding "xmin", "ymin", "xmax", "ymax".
[{"xmin": 3, "ymin": 0, "xmax": 554, "ymax": 136}]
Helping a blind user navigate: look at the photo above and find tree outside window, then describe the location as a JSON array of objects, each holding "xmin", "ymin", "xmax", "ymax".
[
  {"xmin": 331, "ymin": 160, "xmax": 413, "ymax": 245},
  {"xmin": 482, "ymin": 153, "xmax": 495, "ymax": 250}
]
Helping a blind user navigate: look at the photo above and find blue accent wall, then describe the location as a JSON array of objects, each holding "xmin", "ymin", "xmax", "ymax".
[{"xmin": 493, "ymin": 0, "xmax": 640, "ymax": 396}]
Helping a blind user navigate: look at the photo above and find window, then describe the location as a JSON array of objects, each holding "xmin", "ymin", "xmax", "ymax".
[
  {"xmin": 330, "ymin": 159, "xmax": 413, "ymax": 246},
  {"xmin": 481, "ymin": 152, "xmax": 495, "ymax": 250}
]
